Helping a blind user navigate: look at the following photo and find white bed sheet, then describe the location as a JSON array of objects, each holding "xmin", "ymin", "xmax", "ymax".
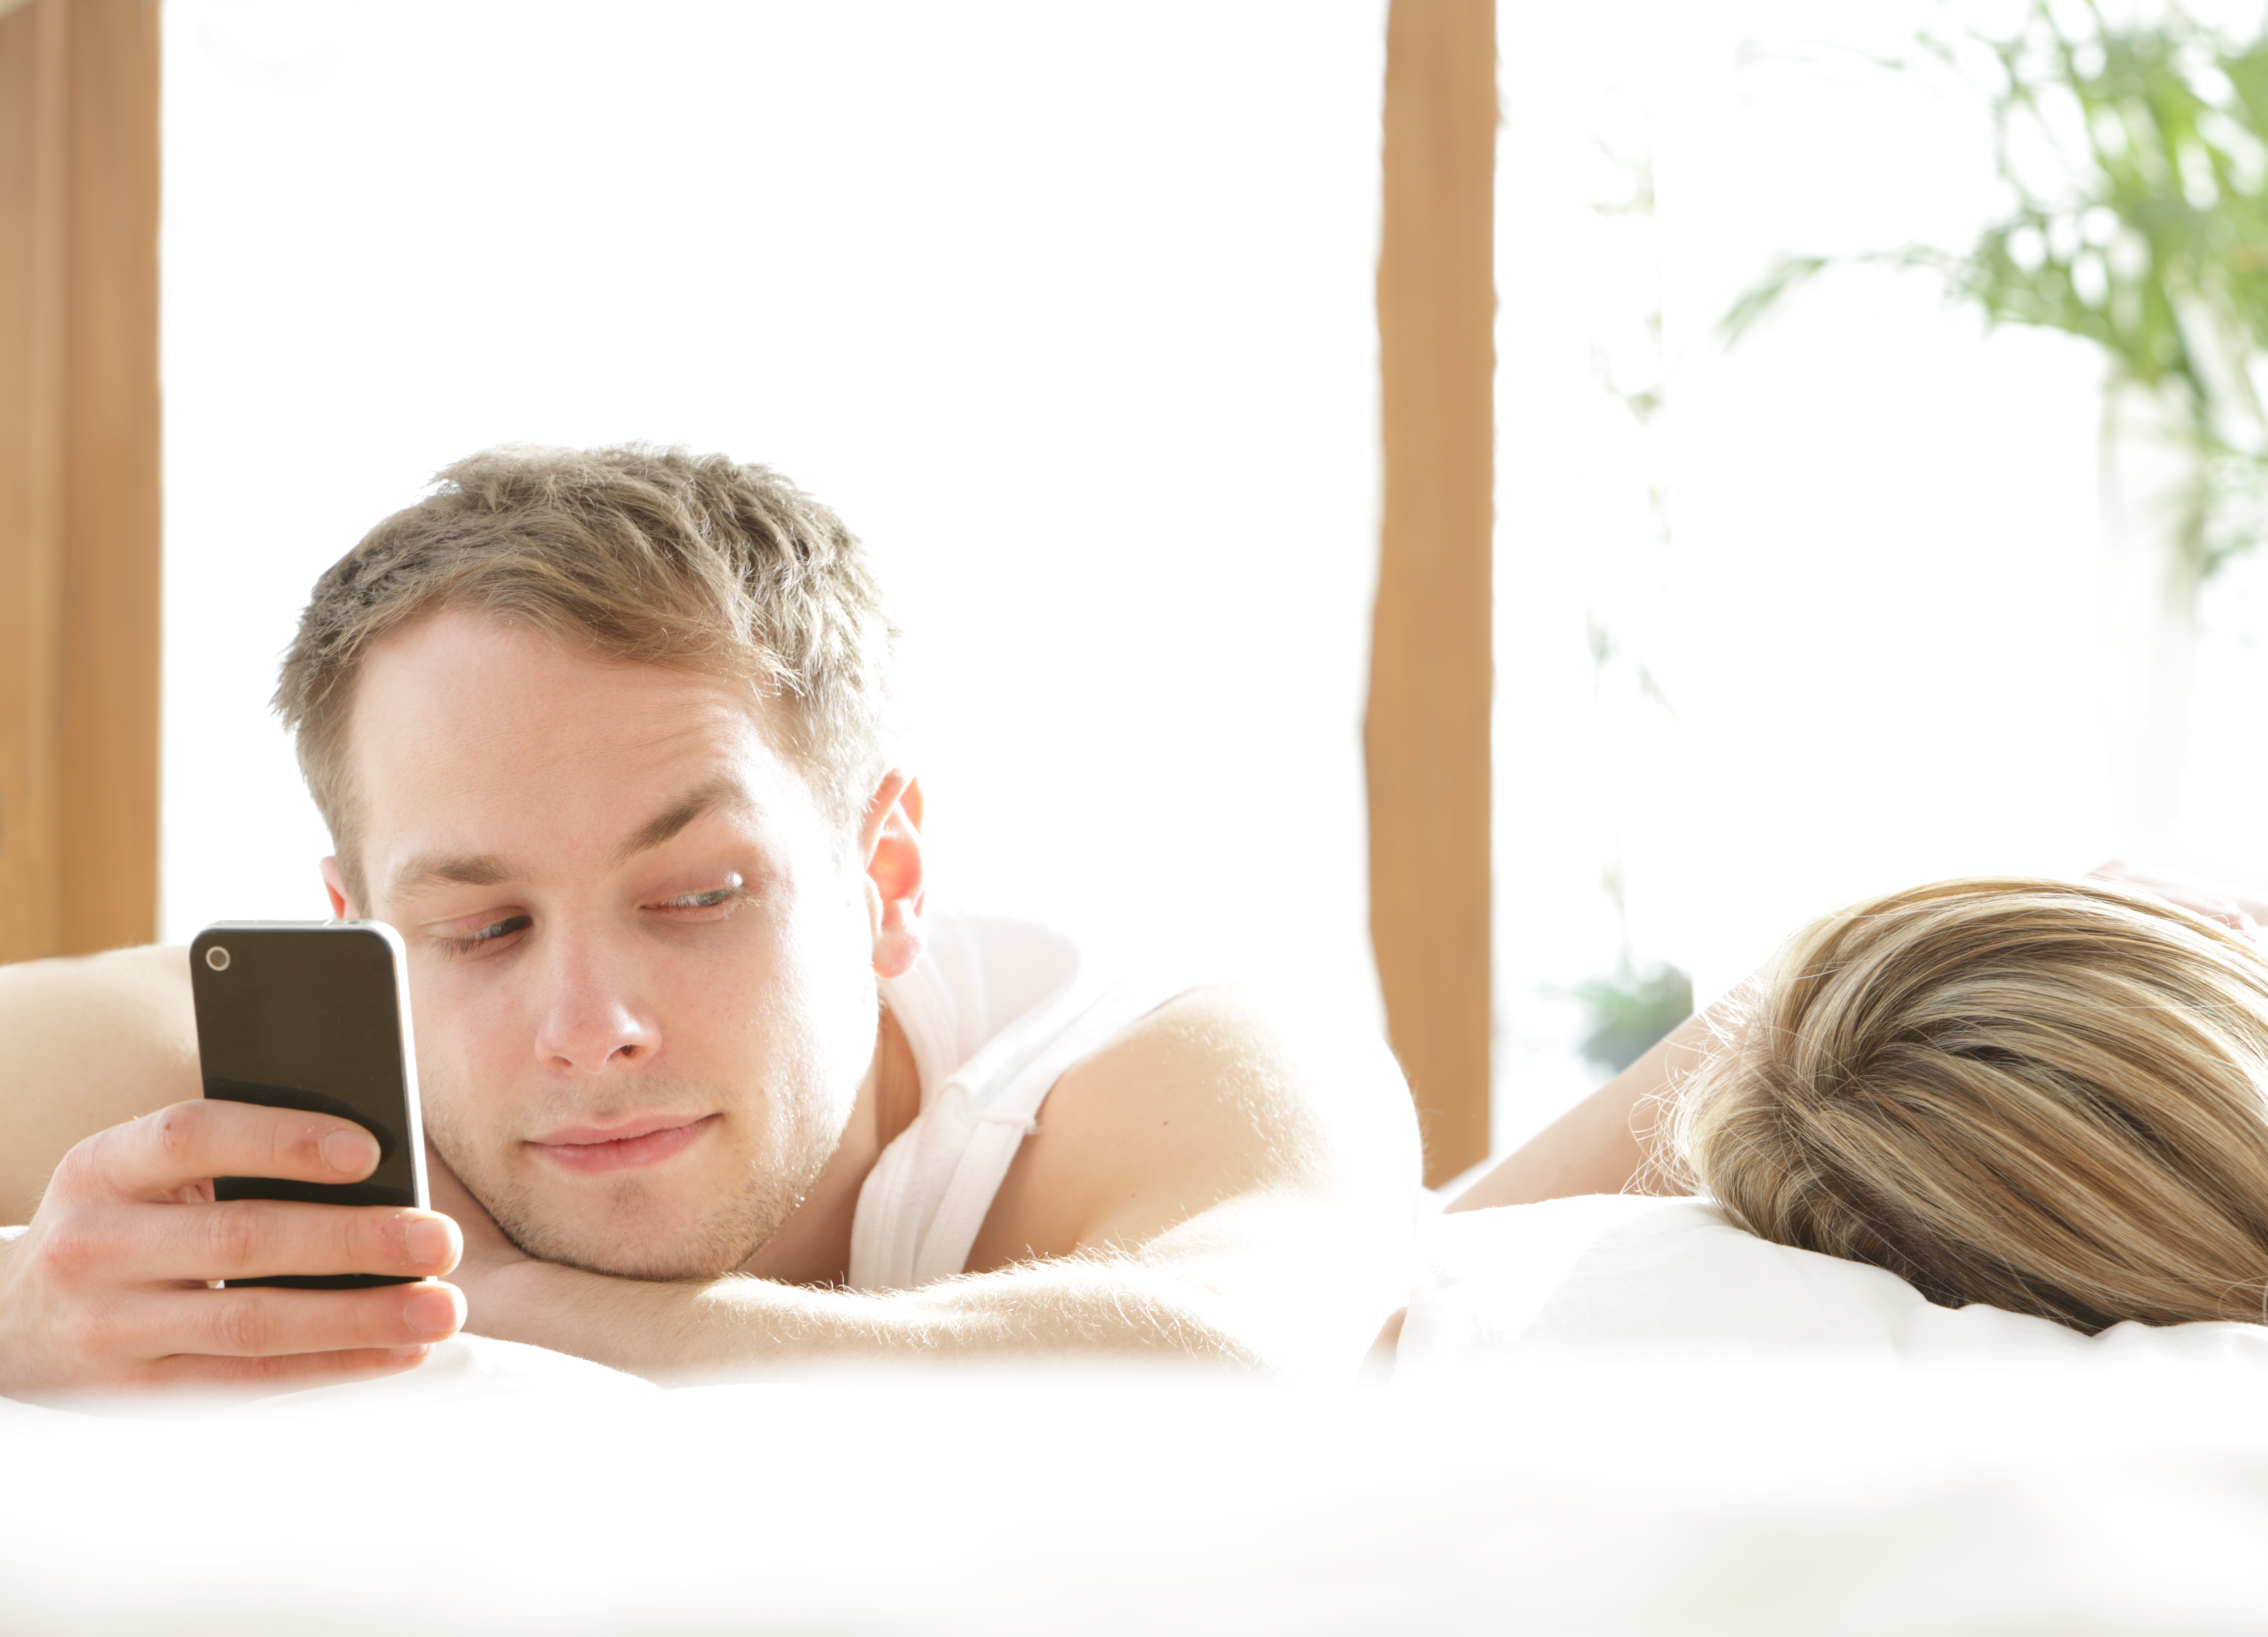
[
  {"xmin": 7, "ymin": 1201, "xmax": 2268, "ymax": 1635},
  {"xmin": 6, "ymin": 1355, "xmax": 2268, "ymax": 1631}
]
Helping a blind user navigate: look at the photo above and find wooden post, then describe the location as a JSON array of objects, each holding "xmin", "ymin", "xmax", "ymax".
[
  {"xmin": 0, "ymin": 0, "xmax": 162, "ymax": 964},
  {"xmin": 1369, "ymin": 0, "xmax": 1495, "ymax": 1186}
]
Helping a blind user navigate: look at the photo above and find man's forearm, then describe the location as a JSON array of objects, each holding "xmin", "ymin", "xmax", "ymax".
[
  {"xmin": 0, "ymin": 946, "xmax": 199, "ymax": 1224},
  {"xmin": 468, "ymin": 1254, "xmax": 1262, "ymax": 1379}
]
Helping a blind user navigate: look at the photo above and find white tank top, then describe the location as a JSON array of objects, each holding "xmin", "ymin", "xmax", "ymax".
[{"xmin": 847, "ymin": 906, "xmax": 1193, "ymax": 1291}]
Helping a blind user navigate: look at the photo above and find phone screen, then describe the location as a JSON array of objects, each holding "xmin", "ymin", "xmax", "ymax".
[{"xmin": 191, "ymin": 922, "xmax": 427, "ymax": 1288}]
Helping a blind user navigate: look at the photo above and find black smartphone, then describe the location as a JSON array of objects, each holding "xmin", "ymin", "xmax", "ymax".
[{"xmin": 189, "ymin": 921, "xmax": 428, "ymax": 1289}]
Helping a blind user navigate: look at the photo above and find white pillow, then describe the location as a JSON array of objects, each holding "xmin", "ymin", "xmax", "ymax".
[{"xmin": 1397, "ymin": 1194, "xmax": 2268, "ymax": 1377}]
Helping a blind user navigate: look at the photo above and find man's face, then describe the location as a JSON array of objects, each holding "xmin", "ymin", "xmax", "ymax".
[{"xmin": 335, "ymin": 610, "xmax": 888, "ymax": 1280}]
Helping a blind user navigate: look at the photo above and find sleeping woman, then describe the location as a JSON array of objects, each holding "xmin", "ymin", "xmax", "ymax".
[{"xmin": 1451, "ymin": 874, "xmax": 2268, "ymax": 1333}]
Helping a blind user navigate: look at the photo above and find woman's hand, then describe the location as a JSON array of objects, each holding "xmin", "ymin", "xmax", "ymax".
[{"xmin": 2088, "ymin": 860, "xmax": 2263, "ymax": 941}]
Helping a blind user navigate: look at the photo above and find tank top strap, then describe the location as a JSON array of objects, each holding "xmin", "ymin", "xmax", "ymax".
[{"xmin": 849, "ymin": 907, "xmax": 1194, "ymax": 1291}]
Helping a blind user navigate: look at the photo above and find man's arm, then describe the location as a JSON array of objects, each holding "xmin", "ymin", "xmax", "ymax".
[
  {"xmin": 0, "ymin": 947, "xmax": 201, "ymax": 1224},
  {"xmin": 443, "ymin": 983, "xmax": 1425, "ymax": 1379}
]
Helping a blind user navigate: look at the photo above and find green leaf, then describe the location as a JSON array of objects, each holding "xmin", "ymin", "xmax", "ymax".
[
  {"xmin": 1718, "ymin": 255, "xmax": 1833, "ymax": 343},
  {"xmin": 1722, "ymin": 0, "xmax": 2268, "ymax": 576},
  {"xmin": 1572, "ymin": 962, "xmax": 1694, "ymax": 1075}
]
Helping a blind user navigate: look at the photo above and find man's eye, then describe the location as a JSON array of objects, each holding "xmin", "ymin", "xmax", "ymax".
[
  {"xmin": 653, "ymin": 876, "xmax": 746, "ymax": 915},
  {"xmin": 441, "ymin": 914, "xmax": 532, "ymax": 955}
]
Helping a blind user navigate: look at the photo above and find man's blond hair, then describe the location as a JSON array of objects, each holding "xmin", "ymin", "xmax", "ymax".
[
  {"xmin": 274, "ymin": 444, "xmax": 894, "ymax": 907},
  {"xmin": 1669, "ymin": 877, "xmax": 2268, "ymax": 1333}
]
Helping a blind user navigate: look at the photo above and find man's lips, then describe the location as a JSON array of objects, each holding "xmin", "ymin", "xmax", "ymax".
[{"xmin": 526, "ymin": 1113, "xmax": 720, "ymax": 1176}]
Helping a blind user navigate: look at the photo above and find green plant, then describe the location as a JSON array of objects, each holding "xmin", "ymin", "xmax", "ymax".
[
  {"xmin": 1572, "ymin": 960, "xmax": 1693, "ymax": 1075},
  {"xmin": 1726, "ymin": 0, "xmax": 2268, "ymax": 575},
  {"xmin": 1565, "ymin": 851, "xmax": 1691, "ymax": 1076}
]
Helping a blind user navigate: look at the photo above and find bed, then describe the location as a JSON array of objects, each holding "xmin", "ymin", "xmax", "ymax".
[{"xmin": 6, "ymin": 1196, "xmax": 2265, "ymax": 1635}]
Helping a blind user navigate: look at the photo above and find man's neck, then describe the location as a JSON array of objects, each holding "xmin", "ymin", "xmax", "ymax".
[{"xmin": 734, "ymin": 1005, "xmax": 922, "ymax": 1287}]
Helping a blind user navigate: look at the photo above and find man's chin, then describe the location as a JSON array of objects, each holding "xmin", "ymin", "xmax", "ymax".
[
  {"xmin": 491, "ymin": 1206, "xmax": 774, "ymax": 1282},
  {"xmin": 436, "ymin": 1123, "xmax": 838, "ymax": 1283}
]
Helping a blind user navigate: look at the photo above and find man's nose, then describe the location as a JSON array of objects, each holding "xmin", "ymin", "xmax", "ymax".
[{"xmin": 532, "ymin": 937, "xmax": 660, "ymax": 1074}]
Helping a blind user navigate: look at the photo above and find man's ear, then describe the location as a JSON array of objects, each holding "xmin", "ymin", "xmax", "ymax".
[
  {"xmin": 319, "ymin": 856, "xmax": 357, "ymax": 922},
  {"xmin": 859, "ymin": 771, "xmax": 926, "ymax": 980}
]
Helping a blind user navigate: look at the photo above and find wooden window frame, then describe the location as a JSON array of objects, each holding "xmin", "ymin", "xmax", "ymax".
[
  {"xmin": 1370, "ymin": 0, "xmax": 1496, "ymax": 1186},
  {"xmin": 0, "ymin": 0, "xmax": 163, "ymax": 963}
]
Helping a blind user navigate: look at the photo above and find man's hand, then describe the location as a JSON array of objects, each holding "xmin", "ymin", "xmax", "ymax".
[
  {"xmin": 420, "ymin": 1140, "xmax": 530, "ymax": 1311},
  {"xmin": 0, "ymin": 1100, "xmax": 466, "ymax": 1400}
]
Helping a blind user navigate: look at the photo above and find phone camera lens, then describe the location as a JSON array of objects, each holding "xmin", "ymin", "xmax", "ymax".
[{"xmin": 205, "ymin": 946, "xmax": 230, "ymax": 972}]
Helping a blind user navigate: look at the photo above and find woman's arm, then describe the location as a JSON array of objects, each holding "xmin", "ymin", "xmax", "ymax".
[
  {"xmin": 1443, "ymin": 1008, "xmax": 1715, "ymax": 1213},
  {"xmin": 1448, "ymin": 861, "xmax": 2268, "ymax": 1220}
]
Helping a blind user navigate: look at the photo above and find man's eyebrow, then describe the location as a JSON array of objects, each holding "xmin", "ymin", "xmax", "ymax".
[
  {"xmin": 389, "ymin": 853, "xmax": 517, "ymax": 901},
  {"xmin": 384, "ymin": 780, "xmax": 751, "ymax": 904},
  {"xmin": 613, "ymin": 777, "xmax": 751, "ymax": 863}
]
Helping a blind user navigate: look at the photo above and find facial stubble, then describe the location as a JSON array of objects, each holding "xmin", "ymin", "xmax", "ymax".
[{"xmin": 428, "ymin": 1085, "xmax": 846, "ymax": 1282}]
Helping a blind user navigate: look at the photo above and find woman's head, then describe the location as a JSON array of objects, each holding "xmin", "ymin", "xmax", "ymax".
[{"xmin": 1670, "ymin": 877, "xmax": 2268, "ymax": 1332}]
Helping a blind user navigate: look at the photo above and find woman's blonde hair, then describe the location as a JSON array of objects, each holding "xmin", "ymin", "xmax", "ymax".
[{"xmin": 1668, "ymin": 877, "xmax": 2268, "ymax": 1332}]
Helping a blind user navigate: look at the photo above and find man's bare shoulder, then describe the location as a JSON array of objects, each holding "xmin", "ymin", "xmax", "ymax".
[
  {"xmin": 0, "ymin": 945, "xmax": 198, "ymax": 1223},
  {"xmin": 968, "ymin": 981, "xmax": 1423, "ymax": 1270}
]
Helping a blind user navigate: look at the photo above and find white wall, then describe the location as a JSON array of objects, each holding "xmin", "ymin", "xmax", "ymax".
[{"xmin": 161, "ymin": 1, "xmax": 1388, "ymax": 1023}]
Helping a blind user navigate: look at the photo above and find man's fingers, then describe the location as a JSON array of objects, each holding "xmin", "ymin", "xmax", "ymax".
[
  {"xmin": 148, "ymin": 1344, "xmax": 439, "ymax": 1393},
  {"xmin": 124, "ymin": 1279, "xmax": 465, "ymax": 1360},
  {"xmin": 77, "ymin": 1100, "xmax": 382, "ymax": 1200},
  {"xmin": 49, "ymin": 1199, "xmax": 461, "ymax": 1283}
]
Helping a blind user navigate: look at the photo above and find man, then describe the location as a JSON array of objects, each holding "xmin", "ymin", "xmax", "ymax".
[{"xmin": 0, "ymin": 446, "xmax": 1420, "ymax": 1396}]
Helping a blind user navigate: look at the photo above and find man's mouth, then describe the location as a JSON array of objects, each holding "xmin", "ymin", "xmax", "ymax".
[{"xmin": 526, "ymin": 1113, "xmax": 720, "ymax": 1176}]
